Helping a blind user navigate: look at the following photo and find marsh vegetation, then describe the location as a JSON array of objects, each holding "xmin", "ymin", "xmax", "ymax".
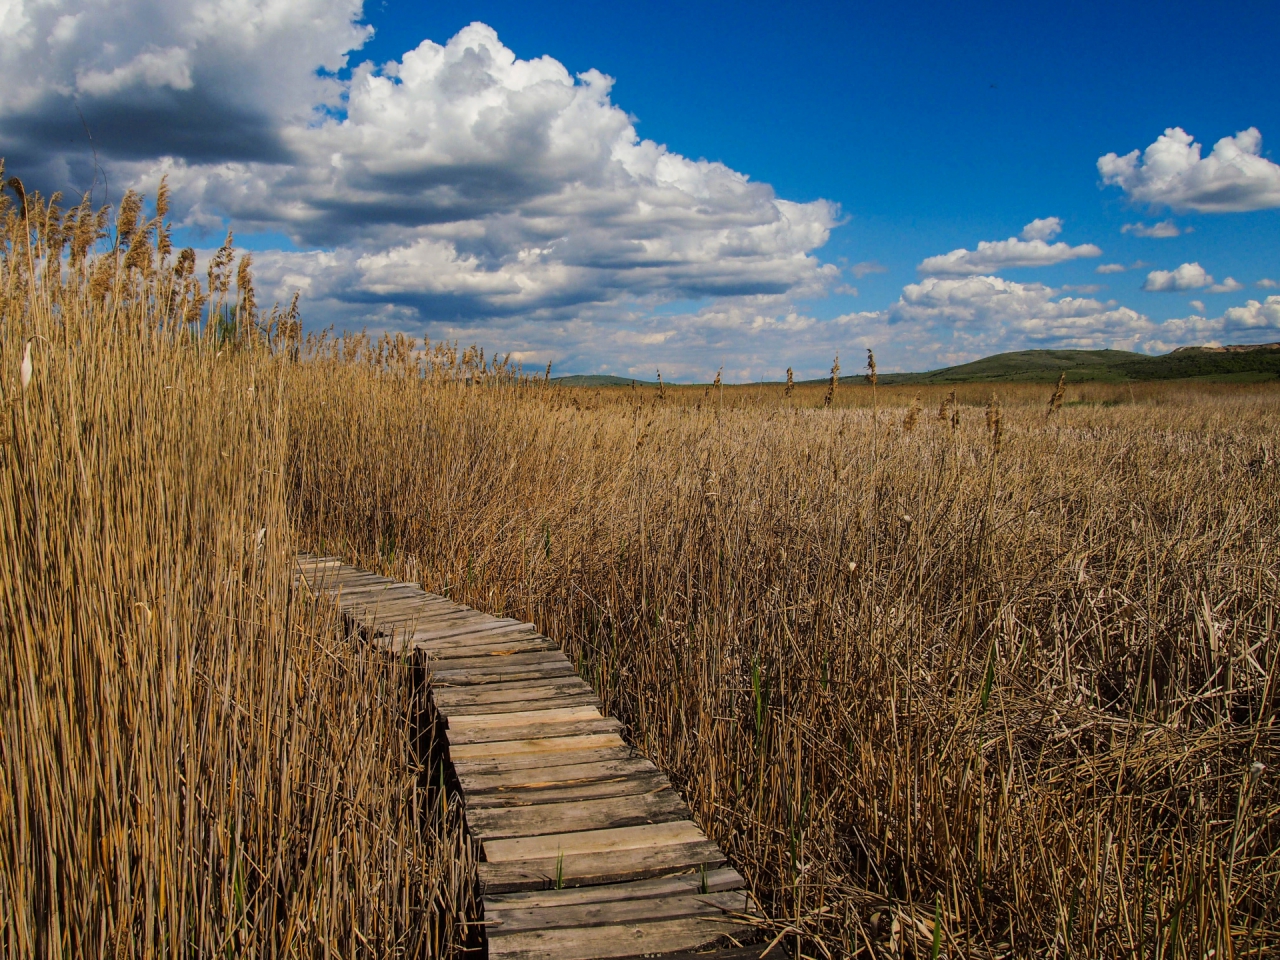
[{"xmin": 3, "ymin": 180, "xmax": 1278, "ymax": 957}]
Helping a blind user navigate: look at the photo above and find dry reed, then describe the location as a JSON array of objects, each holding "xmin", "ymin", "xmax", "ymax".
[
  {"xmin": 286, "ymin": 347, "xmax": 1280, "ymax": 958},
  {"xmin": 0, "ymin": 176, "xmax": 475, "ymax": 958}
]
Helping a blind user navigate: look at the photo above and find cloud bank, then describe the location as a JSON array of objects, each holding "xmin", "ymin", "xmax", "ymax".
[
  {"xmin": 1, "ymin": 10, "xmax": 838, "ymax": 323},
  {"xmin": 1099, "ymin": 127, "xmax": 1280, "ymax": 213}
]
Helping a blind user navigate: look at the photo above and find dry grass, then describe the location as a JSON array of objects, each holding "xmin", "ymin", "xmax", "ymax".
[
  {"xmin": 288, "ymin": 344, "xmax": 1280, "ymax": 958},
  {"xmin": 4, "ymin": 173, "xmax": 1278, "ymax": 959},
  {"xmin": 0, "ymin": 179, "xmax": 474, "ymax": 957}
]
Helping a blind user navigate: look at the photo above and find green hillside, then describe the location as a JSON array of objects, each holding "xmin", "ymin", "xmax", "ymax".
[
  {"xmin": 856, "ymin": 346, "xmax": 1280, "ymax": 385},
  {"xmin": 552, "ymin": 374, "xmax": 657, "ymax": 387}
]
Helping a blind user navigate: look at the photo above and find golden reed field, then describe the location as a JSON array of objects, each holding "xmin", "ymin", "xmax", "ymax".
[{"xmin": 3, "ymin": 180, "xmax": 1278, "ymax": 958}]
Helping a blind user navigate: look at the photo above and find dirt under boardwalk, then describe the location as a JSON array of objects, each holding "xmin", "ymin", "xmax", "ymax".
[{"xmin": 296, "ymin": 555, "xmax": 765, "ymax": 960}]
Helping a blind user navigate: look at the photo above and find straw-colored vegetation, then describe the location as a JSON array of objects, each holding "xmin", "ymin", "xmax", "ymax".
[
  {"xmin": 4, "ymin": 178, "xmax": 1278, "ymax": 958},
  {"xmin": 0, "ymin": 177, "xmax": 474, "ymax": 957},
  {"xmin": 290, "ymin": 363, "xmax": 1280, "ymax": 958}
]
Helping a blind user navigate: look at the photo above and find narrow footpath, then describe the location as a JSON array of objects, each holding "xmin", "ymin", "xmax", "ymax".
[{"xmin": 296, "ymin": 555, "xmax": 769, "ymax": 960}]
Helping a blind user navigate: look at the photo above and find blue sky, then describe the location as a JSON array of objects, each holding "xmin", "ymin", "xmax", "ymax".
[{"xmin": 3, "ymin": 0, "xmax": 1278, "ymax": 378}]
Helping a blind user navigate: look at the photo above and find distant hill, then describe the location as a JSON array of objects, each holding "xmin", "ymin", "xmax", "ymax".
[
  {"xmin": 554, "ymin": 345, "xmax": 1280, "ymax": 387},
  {"xmin": 552, "ymin": 374, "xmax": 657, "ymax": 387},
  {"xmin": 840, "ymin": 345, "xmax": 1280, "ymax": 385}
]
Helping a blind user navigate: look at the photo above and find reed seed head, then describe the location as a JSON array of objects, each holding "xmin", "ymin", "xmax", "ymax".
[{"xmin": 20, "ymin": 339, "xmax": 33, "ymax": 389}]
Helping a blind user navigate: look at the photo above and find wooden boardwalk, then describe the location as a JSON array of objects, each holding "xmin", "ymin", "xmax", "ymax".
[{"xmin": 295, "ymin": 555, "xmax": 765, "ymax": 960}]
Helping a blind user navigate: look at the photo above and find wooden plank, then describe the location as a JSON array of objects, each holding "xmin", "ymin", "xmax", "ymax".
[
  {"xmin": 467, "ymin": 788, "xmax": 689, "ymax": 840},
  {"xmin": 485, "ymin": 873, "xmax": 747, "ymax": 914},
  {"xmin": 432, "ymin": 658, "xmax": 573, "ymax": 678},
  {"xmin": 348, "ymin": 594, "xmax": 442, "ymax": 611},
  {"xmin": 438, "ymin": 693, "xmax": 600, "ymax": 718},
  {"xmin": 331, "ymin": 575, "xmax": 398, "ymax": 590},
  {"xmin": 483, "ymin": 821, "xmax": 710, "ymax": 863},
  {"xmin": 415, "ymin": 629, "xmax": 552, "ymax": 654},
  {"xmin": 422, "ymin": 637, "xmax": 558, "ymax": 661},
  {"xmin": 423, "ymin": 650, "xmax": 570, "ymax": 675},
  {"xmin": 430, "ymin": 676, "xmax": 595, "ymax": 707},
  {"xmin": 418, "ymin": 629, "xmax": 556, "ymax": 650},
  {"xmin": 450, "ymin": 732, "xmax": 625, "ymax": 763},
  {"xmin": 431, "ymin": 662, "xmax": 577, "ymax": 686},
  {"xmin": 456, "ymin": 756, "xmax": 660, "ymax": 794},
  {"xmin": 478, "ymin": 839, "xmax": 727, "ymax": 893},
  {"xmin": 486, "ymin": 889, "xmax": 750, "ymax": 936},
  {"xmin": 385, "ymin": 604, "xmax": 505, "ymax": 621},
  {"xmin": 447, "ymin": 716, "xmax": 620, "ymax": 747},
  {"xmin": 485, "ymin": 915, "xmax": 745, "ymax": 960},
  {"xmin": 447, "ymin": 705, "xmax": 605, "ymax": 729},
  {"xmin": 464, "ymin": 771, "xmax": 674, "ymax": 810},
  {"xmin": 483, "ymin": 868, "xmax": 746, "ymax": 910},
  {"xmin": 351, "ymin": 598, "xmax": 463, "ymax": 618},
  {"xmin": 410, "ymin": 620, "xmax": 538, "ymax": 644},
  {"xmin": 452, "ymin": 747, "xmax": 637, "ymax": 779}
]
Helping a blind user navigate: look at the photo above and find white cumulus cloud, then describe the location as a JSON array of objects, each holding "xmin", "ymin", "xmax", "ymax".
[
  {"xmin": 1099, "ymin": 127, "xmax": 1280, "ymax": 213},
  {"xmin": 1143, "ymin": 263, "xmax": 1242, "ymax": 293},
  {"xmin": 917, "ymin": 220, "xmax": 1100, "ymax": 275},
  {"xmin": 1259, "ymin": 278, "xmax": 1278, "ymax": 289},
  {"xmin": 1020, "ymin": 217, "xmax": 1062, "ymax": 241},
  {"xmin": 1223, "ymin": 296, "xmax": 1280, "ymax": 332},
  {"xmin": 1096, "ymin": 263, "xmax": 1127, "ymax": 274},
  {"xmin": 2, "ymin": 10, "xmax": 838, "ymax": 322}
]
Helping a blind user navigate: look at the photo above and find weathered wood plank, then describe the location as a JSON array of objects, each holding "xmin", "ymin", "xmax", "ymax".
[
  {"xmin": 447, "ymin": 705, "xmax": 604, "ymax": 729},
  {"xmin": 484, "ymin": 915, "xmax": 746, "ymax": 960},
  {"xmin": 410, "ymin": 620, "xmax": 539, "ymax": 644},
  {"xmin": 467, "ymin": 788, "xmax": 689, "ymax": 840},
  {"xmin": 456, "ymin": 756, "xmax": 660, "ymax": 794},
  {"xmin": 424, "ymin": 650, "xmax": 571, "ymax": 675},
  {"xmin": 447, "ymin": 716, "xmax": 621, "ymax": 746},
  {"xmin": 483, "ymin": 821, "xmax": 710, "ymax": 863},
  {"xmin": 464, "ymin": 771, "xmax": 674, "ymax": 810},
  {"xmin": 437, "ymin": 693, "xmax": 601, "ymax": 718},
  {"xmin": 486, "ymin": 889, "xmax": 750, "ymax": 936},
  {"xmin": 415, "ymin": 628, "xmax": 550, "ymax": 651},
  {"xmin": 430, "ymin": 662, "xmax": 577, "ymax": 686},
  {"xmin": 478, "ymin": 839, "xmax": 727, "ymax": 893},
  {"xmin": 430, "ymin": 676, "xmax": 595, "ymax": 707},
  {"xmin": 482, "ymin": 868, "xmax": 746, "ymax": 910},
  {"xmin": 451, "ymin": 746, "xmax": 638, "ymax": 778},
  {"xmin": 356, "ymin": 600, "xmax": 470, "ymax": 620},
  {"xmin": 419, "ymin": 636, "xmax": 559, "ymax": 659},
  {"xmin": 450, "ymin": 732, "xmax": 625, "ymax": 763}
]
